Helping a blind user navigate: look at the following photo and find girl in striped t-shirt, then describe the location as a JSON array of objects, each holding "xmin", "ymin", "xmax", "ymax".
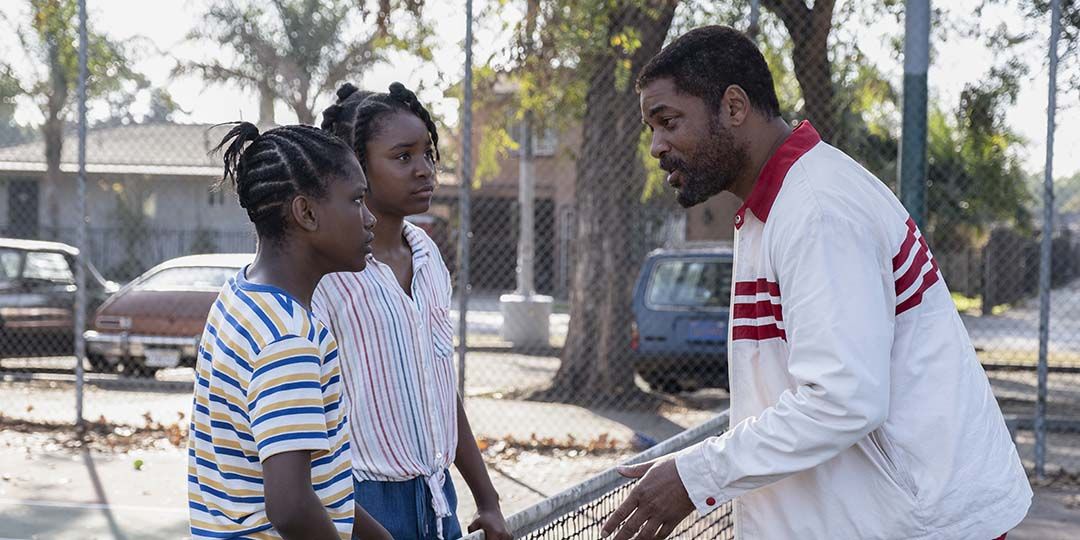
[
  {"xmin": 314, "ymin": 83, "xmax": 511, "ymax": 540},
  {"xmin": 189, "ymin": 123, "xmax": 389, "ymax": 540}
]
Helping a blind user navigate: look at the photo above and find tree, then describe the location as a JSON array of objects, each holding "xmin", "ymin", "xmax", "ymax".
[
  {"xmin": 489, "ymin": 0, "xmax": 678, "ymax": 404},
  {"xmin": 176, "ymin": 0, "xmax": 430, "ymax": 125},
  {"xmin": 925, "ymin": 63, "xmax": 1032, "ymax": 249},
  {"xmin": 0, "ymin": 65, "xmax": 30, "ymax": 147},
  {"xmin": 980, "ymin": 0, "xmax": 1079, "ymax": 99},
  {"xmin": 144, "ymin": 88, "xmax": 186, "ymax": 124},
  {"xmin": 759, "ymin": 0, "xmax": 839, "ymax": 142},
  {"xmin": 2, "ymin": 0, "xmax": 146, "ymax": 231}
]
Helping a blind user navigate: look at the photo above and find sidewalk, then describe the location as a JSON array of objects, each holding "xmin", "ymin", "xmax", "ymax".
[{"xmin": 2, "ymin": 396, "xmax": 1078, "ymax": 539}]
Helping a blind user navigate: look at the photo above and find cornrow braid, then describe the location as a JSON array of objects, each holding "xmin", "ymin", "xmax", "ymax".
[
  {"xmin": 319, "ymin": 81, "xmax": 440, "ymax": 173},
  {"xmin": 211, "ymin": 122, "xmax": 355, "ymax": 240}
]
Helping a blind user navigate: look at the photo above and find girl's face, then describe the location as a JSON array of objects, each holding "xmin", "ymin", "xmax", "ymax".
[
  {"xmin": 364, "ymin": 111, "xmax": 437, "ymax": 217},
  {"xmin": 310, "ymin": 154, "xmax": 376, "ymax": 273}
]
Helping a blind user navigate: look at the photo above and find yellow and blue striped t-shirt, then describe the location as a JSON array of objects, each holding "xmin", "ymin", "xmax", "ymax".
[{"xmin": 188, "ymin": 269, "xmax": 353, "ymax": 539}]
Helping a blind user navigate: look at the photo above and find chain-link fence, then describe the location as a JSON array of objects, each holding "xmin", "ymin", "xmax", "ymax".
[{"xmin": 0, "ymin": 0, "xmax": 1077, "ymax": 528}]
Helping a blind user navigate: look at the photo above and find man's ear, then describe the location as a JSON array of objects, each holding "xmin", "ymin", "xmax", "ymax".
[{"xmin": 722, "ymin": 84, "xmax": 751, "ymax": 128}]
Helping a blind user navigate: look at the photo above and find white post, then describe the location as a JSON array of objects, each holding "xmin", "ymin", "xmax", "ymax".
[
  {"xmin": 518, "ymin": 112, "xmax": 536, "ymax": 295},
  {"xmin": 500, "ymin": 112, "xmax": 552, "ymax": 348}
]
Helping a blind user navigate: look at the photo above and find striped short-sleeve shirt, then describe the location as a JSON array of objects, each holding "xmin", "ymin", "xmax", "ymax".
[{"xmin": 188, "ymin": 269, "xmax": 354, "ymax": 539}]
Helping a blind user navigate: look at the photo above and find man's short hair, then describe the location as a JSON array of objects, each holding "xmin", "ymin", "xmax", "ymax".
[{"xmin": 637, "ymin": 25, "xmax": 781, "ymax": 118}]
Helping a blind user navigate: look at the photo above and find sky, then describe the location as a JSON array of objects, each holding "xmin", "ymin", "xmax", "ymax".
[{"xmin": 0, "ymin": 0, "xmax": 1076, "ymax": 178}]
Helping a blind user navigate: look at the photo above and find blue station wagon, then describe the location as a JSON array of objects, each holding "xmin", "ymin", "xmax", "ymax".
[{"xmin": 631, "ymin": 243, "xmax": 733, "ymax": 393}]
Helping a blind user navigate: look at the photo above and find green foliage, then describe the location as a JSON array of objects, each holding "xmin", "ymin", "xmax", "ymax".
[
  {"xmin": 926, "ymin": 64, "xmax": 1032, "ymax": 247},
  {"xmin": 2, "ymin": 0, "xmax": 147, "ymax": 122},
  {"xmin": 474, "ymin": 123, "xmax": 518, "ymax": 187}
]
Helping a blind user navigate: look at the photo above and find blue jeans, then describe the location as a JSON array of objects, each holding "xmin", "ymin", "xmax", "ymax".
[{"xmin": 353, "ymin": 476, "xmax": 463, "ymax": 540}]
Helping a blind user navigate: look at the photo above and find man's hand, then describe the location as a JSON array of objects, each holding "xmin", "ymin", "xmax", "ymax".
[
  {"xmin": 601, "ymin": 456, "xmax": 696, "ymax": 540},
  {"xmin": 468, "ymin": 506, "xmax": 512, "ymax": 540}
]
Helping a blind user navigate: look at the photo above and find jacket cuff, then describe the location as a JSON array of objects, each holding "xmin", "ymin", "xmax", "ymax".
[{"xmin": 675, "ymin": 442, "xmax": 727, "ymax": 515}]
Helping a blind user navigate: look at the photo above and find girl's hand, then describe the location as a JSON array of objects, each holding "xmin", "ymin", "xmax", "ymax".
[{"xmin": 468, "ymin": 506, "xmax": 512, "ymax": 540}]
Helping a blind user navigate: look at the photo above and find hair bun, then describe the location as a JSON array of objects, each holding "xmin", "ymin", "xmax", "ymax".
[
  {"xmin": 388, "ymin": 82, "xmax": 417, "ymax": 103},
  {"xmin": 319, "ymin": 104, "xmax": 341, "ymax": 131},
  {"xmin": 336, "ymin": 82, "xmax": 361, "ymax": 102}
]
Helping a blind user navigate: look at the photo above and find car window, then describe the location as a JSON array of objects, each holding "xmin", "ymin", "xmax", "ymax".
[
  {"xmin": 646, "ymin": 258, "xmax": 732, "ymax": 310},
  {"xmin": 135, "ymin": 266, "xmax": 239, "ymax": 291},
  {"xmin": 0, "ymin": 249, "xmax": 22, "ymax": 283},
  {"xmin": 23, "ymin": 252, "xmax": 75, "ymax": 283}
]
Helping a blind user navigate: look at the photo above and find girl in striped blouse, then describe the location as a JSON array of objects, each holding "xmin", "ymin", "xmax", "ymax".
[{"xmin": 313, "ymin": 83, "xmax": 511, "ymax": 540}]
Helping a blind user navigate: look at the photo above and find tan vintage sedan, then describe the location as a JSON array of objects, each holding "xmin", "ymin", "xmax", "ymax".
[{"xmin": 84, "ymin": 253, "xmax": 253, "ymax": 376}]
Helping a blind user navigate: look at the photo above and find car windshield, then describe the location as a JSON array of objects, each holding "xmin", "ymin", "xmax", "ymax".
[
  {"xmin": 647, "ymin": 258, "xmax": 732, "ymax": 310},
  {"xmin": 0, "ymin": 249, "xmax": 22, "ymax": 285},
  {"xmin": 24, "ymin": 251, "xmax": 74, "ymax": 283},
  {"xmin": 135, "ymin": 266, "xmax": 238, "ymax": 291}
]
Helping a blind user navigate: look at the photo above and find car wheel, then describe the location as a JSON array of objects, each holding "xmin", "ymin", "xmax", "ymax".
[
  {"xmin": 87, "ymin": 354, "xmax": 111, "ymax": 372},
  {"xmin": 119, "ymin": 361, "xmax": 161, "ymax": 378}
]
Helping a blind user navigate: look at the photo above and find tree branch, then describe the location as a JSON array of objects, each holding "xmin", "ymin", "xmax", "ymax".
[{"xmin": 761, "ymin": 0, "xmax": 811, "ymax": 36}]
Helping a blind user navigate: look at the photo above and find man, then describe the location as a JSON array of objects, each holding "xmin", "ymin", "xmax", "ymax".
[{"xmin": 602, "ymin": 25, "xmax": 1031, "ymax": 540}]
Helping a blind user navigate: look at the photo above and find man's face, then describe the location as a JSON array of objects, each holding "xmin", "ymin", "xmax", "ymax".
[{"xmin": 640, "ymin": 78, "xmax": 749, "ymax": 208}]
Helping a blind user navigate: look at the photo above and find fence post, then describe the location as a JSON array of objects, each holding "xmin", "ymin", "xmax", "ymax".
[
  {"xmin": 74, "ymin": 0, "xmax": 89, "ymax": 430},
  {"xmin": 457, "ymin": 0, "xmax": 475, "ymax": 400},
  {"xmin": 1035, "ymin": 0, "xmax": 1062, "ymax": 480},
  {"xmin": 899, "ymin": 0, "xmax": 930, "ymax": 229}
]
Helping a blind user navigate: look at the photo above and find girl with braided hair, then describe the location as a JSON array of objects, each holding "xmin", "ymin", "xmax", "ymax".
[
  {"xmin": 313, "ymin": 83, "xmax": 511, "ymax": 540},
  {"xmin": 188, "ymin": 122, "xmax": 391, "ymax": 540}
]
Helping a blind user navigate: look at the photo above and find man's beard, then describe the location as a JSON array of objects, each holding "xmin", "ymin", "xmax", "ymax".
[{"xmin": 660, "ymin": 118, "xmax": 748, "ymax": 209}]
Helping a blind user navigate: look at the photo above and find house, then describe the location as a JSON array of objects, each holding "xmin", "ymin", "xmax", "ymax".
[
  {"xmin": 0, "ymin": 115, "xmax": 740, "ymax": 290},
  {"xmin": 0, "ymin": 123, "xmax": 254, "ymax": 279}
]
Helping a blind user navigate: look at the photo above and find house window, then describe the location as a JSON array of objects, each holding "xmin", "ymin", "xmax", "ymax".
[
  {"xmin": 509, "ymin": 114, "xmax": 559, "ymax": 157},
  {"xmin": 208, "ymin": 189, "xmax": 226, "ymax": 206},
  {"xmin": 531, "ymin": 127, "xmax": 557, "ymax": 156}
]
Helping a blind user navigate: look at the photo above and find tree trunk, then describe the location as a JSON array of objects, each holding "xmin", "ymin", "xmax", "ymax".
[
  {"xmin": 547, "ymin": 0, "xmax": 677, "ymax": 405},
  {"xmin": 258, "ymin": 80, "xmax": 276, "ymax": 126},
  {"xmin": 41, "ymin": 39, "xmax": 69, "ymax": 235},
  {"xmin": 762, "ymin": 0, "xmax": 839, "ymax": 143}
]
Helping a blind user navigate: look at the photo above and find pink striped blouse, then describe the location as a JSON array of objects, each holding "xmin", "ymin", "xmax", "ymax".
[{"xmin": 311, "ymin": 222, "xmax": 459, "ymax": 519}]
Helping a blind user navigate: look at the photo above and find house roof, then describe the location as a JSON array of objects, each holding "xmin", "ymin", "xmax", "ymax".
[
  {"xmin": 0, "ymin": 122, "xmax": 473, "ymax": 189},
  {"xmin": 0, "ymin": 123, "xmax": 235, "ymax": 177}
]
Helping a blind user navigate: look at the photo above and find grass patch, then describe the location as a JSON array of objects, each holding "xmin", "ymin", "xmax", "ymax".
[
  {"xmin": 977, "ymin": 348, "xmax": 1080, "ymax": 367},
  {"xmin": 952, "ymin": 293, "xmax": 1013, "ymax": 316}
]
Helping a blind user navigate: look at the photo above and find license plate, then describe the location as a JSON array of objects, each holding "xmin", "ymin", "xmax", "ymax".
[
  {"xmin": 144, "ymin": 348, "xmax": 181, "ymax": 368},
  {"xmin": 688, "ymin": 320, "xmax": 726, "ymax": 340}
]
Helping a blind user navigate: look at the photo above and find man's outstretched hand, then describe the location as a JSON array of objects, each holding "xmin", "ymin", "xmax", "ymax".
[{"xmin": 601, "ymin": 456, "xmax": 696, "ymax": 540}]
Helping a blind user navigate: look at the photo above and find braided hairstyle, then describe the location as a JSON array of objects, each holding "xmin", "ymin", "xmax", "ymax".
[
  {"xmin": 319, "ymin": 82, "xmax": 440, "ymax": 173},
  {"xmin": 212, "ymin": 122, "xmax": 356, "ymax": 240}
]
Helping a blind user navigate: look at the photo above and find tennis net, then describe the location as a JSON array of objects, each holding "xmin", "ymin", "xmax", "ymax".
[{"xmin": 462, "ymin": 411, "xmax": 733, "ymax": 539}]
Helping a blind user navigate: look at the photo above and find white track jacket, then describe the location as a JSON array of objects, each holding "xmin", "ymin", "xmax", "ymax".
[{"xmin": 674, "ymin": 122, "xmax": 1031, "ymax": 540}]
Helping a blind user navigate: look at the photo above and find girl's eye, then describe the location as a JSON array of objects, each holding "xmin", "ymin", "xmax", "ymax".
[
  {"xmin": 425, "ymin": 150, "xmax": 435, "ymax": 162},
  {"xmin": 397, "ymin": 153, "xmax": 411, "ymax": 162},
  {"xmin": 661, "ymin": 117, "xmax": 676, "ymax": 128}
]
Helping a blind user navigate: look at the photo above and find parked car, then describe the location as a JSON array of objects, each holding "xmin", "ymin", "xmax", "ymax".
[
  {"xmin": 84, "ymin": 253, "xmax": 252, "ymax": 376},
  {"xmin": 0, "ymin": 238, "xmax": 118, "ymax": 361},
  {"xmin": 631, "ymin": 243, "xmax": 733, "ymax": 393}
]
